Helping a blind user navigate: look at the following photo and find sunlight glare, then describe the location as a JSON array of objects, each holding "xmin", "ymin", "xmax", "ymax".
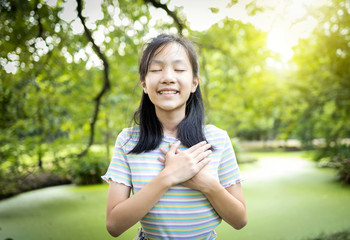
[
  {"xmin": 170, "ymin": 0, "xmax": 327, "ymax": 66},
  {"xmin": 265, "ymin": 0, "xmax": 325, "ymax": 62},
  {"xmin": 267, "ymin": 27, "xmax": 294, "ymax": 61}
]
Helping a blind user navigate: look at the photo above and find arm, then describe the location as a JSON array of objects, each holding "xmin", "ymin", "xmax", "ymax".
[
  {"xmin": 106, "ymin": 141, "xmax": 212, "ymax": 237},
  {"xmin": 106, "ymin": 172, "xmax": 172, "ymax": 237},
  {"xmin": 181, "ymin": 166, "xmax": 247, "ymax": 230},
  {"xmin": 202, "ymin": 181, "xmax": 247, "ymax": 229},
  {"xmin": 158, "ymin": 156, "xmax": 247, "ymax": 230}
]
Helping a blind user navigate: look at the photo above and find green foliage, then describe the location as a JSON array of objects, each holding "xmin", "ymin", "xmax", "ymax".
[
  {"xmin": 291, "ymin": 0, "xmax": 350, "ymax": 182},
  {"xmin": 193, "ymin": 19, "xmax": 284, "ymax": 141},
  {"xmin": 70, "ymin": 151, "xmax": 109, "ymax": 185},
  {"xmin": 291, "ymin": 0, "xmax": 350, "ymax": 143},
  {"xmin": 0, "ymin": 0, "xmax": 148, "ymax": 188},
  {"xmin": 209, "ymin": 8, "xmax": 219, "ymax": 14},
  {"xmin": 245, "ymin": 1, "xmax": 266, "ymax": 16},
  {"xmin": 315, "ymin": 144, "xmax": 350, "ymax": 184}
]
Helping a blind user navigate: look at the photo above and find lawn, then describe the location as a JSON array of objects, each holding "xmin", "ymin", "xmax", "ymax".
[{"xmin": 0, "ymin": 152, "xmax": 349, "ymax": 240}]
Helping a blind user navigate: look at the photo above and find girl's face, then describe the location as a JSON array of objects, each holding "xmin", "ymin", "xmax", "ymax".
[{"xmin": 142, "ymin": 43, "xmax": 199, "ymax": 117}]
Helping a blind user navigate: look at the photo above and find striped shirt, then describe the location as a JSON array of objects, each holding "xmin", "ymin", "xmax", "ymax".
[{"xmin": 102, "ymin": 125, "xmax": 243, "ymax": 240}]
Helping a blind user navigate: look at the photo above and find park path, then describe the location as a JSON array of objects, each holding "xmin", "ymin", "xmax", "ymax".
[{"xmin": 242, "ymin": 155, "xmax": 314, "ymax": 181}]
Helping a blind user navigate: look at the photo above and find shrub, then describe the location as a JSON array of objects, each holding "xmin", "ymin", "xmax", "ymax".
[
  {"xmin": 70, "ymin": 151, "xmax": 109, "ymax": 185},
  {"xmin": 314, "ymin": 144, "xmax": 350, "ymax": 184}
]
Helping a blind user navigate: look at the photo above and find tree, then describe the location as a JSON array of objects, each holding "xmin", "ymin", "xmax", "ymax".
[
  {"xmin": 193, "ymin": 18, "xmax": 284, "ymax": 141},
  {"xmin": 291, "ymin": 0, "xmax": 350, "ymax": 182},
  {"xmin": 0, "ymin": 0, "xmax": 187, "ymax": 196}
]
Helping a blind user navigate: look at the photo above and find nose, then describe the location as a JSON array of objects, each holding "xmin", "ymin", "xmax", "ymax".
[{"xmin": 161, "ymin": 67, "xmax": 176, "ymax": 84}]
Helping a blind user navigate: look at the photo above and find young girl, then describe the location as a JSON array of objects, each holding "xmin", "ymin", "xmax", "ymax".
[{"xmin": 102, "ymin": 34, "xmax": 247, "ymax": 240}]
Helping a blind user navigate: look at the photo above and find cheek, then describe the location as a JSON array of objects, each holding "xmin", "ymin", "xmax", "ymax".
[
  {"xmin": 182, "ymin": 88, "xmax": 192, "ymax": 101},
  {"xmin": 142, "ymin": 77, "xmax": 156, "ymax": 90},
  {"xmin": 182, "ymin": 79, "xmax": 196, "ymax": 94}
]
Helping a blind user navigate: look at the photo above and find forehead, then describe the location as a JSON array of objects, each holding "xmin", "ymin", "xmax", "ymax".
[{"xmin": 151, "ymin": 43, "xmax": 190, "ymax": 64}]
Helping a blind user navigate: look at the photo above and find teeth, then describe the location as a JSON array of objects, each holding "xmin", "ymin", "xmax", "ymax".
[{"xmin": 160, "ymin": 91, "xmax": 177, "ymax": 94}]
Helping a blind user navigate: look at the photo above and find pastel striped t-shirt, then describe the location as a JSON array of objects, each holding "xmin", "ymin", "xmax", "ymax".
[{"xmin": 102, "ymin": 124, "xmax": 243, "ymax": 240}]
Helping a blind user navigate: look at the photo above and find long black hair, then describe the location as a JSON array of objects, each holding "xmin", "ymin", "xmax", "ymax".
[{"xmin": 130, "ymin": 34, "xmax": 207, "ymax": 153}]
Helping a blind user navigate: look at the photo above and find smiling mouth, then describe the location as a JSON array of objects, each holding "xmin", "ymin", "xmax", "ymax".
[{"xmin": 158, "ymin": 90, "xmax": 178, "ymax": 94}]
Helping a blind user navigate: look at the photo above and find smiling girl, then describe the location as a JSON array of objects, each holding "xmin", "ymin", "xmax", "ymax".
[{"xmin": 102, "ymin": 34, "xmax": 247, "ymax": 240}]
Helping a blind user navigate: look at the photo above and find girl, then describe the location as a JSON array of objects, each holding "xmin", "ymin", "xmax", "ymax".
[{"xmin": 102, "ymin": 34, "xmax": 247, "ymax": 240}]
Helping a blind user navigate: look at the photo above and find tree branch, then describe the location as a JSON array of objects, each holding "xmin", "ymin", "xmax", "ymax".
[
  {"xmin": 144, "ymin": 0, "xmax": 185, "ymax": 35},
  {"xmin": 34, "ymin": 0, "xmax": 44, "ymax": 39},
  {"xmin": 76, "ymin": 0, "xmax": 111, "ymax": 157}
]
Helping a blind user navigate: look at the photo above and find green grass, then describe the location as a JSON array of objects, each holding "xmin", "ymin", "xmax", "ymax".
[
  {"xmin": 0, "ymin": 152, "xmax": 349, "ymax": 240},
  {"xmin": 304, "ymin": 230, "xmax": 350, "ymax": 240}
]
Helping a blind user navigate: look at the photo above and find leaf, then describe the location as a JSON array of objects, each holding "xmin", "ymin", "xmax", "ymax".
[
  {"xmin": 226, "ymin": 0, "xmax": 239, "ymax": 8},
  {"xmin": 245, "ymin": 1, "xmax": 265, "ymax": 16},
  {"xmin": 209, "ymin": 7, "xmax": 219, "ymax": 14}
]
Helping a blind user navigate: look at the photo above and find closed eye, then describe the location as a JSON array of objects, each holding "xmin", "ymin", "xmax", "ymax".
[
  {"xmin": 175, "ymin": 69, "xmax": 185, "ymax": 72},
  {"xmin": 150, "ymin": 69, "xmax": 162, "ymax": 72}
]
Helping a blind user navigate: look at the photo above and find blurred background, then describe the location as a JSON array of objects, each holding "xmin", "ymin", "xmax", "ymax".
[{"xmin": 0, "ymin": 0, "xmax": 349, "ymax": 239}]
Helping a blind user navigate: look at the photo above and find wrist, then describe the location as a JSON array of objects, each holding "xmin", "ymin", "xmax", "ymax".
[
  {"xmin": 157, "ymin": 170, "xmax": 176, "ymax": 188},
  {"xmin": 201, "ymin": 180, "xmax": 223, "ymax": 195}
]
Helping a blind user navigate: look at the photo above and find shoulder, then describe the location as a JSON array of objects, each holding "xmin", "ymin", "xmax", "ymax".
[
  {"xmin": 204, "ymin": 124, "xmax": 228, "ymax": 139},
  {"xmin": 204, "ymin": 124, "xmax": 230, "ymax": 147},
  {"xmin": 116, "ymin": 126, "xmax": 140, "ymax": 144}
]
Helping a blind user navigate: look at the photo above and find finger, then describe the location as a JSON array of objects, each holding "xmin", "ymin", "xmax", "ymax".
[
  {"xmin": 168, "ymin": 141, "xmax": 180, "ymax": 154},
  {"xmin": 192, "ymin": 143, "xmax": 212, "ymax": 157},
  {"xmin": 196, "ymin": 157, "xmax": 211, "ymax": 170},
  {"xmin": 194, "ymin": 149, "xmax": 212, "ymax": 162},
  {"xmin": 186, "ymin": 141, "xmax": 207, "ymax": 153},
  {"xmin": 159, "ymin": 148, "xmax": 168, "ymax": 155},
  {"xmin": 158, "ymin": 156, "xmax": 165, "ymax": 163}
]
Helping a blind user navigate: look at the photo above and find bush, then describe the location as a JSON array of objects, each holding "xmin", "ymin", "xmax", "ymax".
[
  {"xmin": 70, "ymin": 151, "xmax": 109, "ymax": 185},
  {"xmin": 314, "ymin": 144, "xmax": 350, "ymax": 184}
]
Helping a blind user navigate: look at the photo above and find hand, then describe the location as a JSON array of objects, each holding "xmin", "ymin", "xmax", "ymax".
[
  {"xmin": 159, "ymin": 141, "xmax": 212, "ymax": 186},
  {"xmin": 181, "ymin": 164, "xmax": 219, "ymax": 192}
]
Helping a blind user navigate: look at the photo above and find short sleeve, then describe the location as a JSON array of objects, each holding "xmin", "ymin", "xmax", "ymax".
[
  {"xmin": 218, "ymin": 132, "xmax": 243, "ymax": 188},
  {"xmin": 101, "ymin": 130, "xmax": 132, "ymax": 187}
]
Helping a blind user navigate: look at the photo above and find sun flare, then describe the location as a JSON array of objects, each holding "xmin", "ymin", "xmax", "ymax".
[
  {"xmin": 171, "ymin": 0, "xmax": 326, "ymax": 63},
  {"xmin": 265, "ymin": 0, "xmax": 322, "ymax": 62}
]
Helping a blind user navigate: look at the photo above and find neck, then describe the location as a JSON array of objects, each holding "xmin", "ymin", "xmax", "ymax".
[{"xmin": 155, "ymin": 109, "xmax": 185, "ymax": 138}]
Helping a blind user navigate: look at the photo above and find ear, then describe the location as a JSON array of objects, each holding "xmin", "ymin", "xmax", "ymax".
[
  {"xmin": 191, "ymin": 77, "xmax": 199, "ymax": 93},
  {"xmin": 141, "ymin": 80, "xmax": 148, "ymax": 94}
]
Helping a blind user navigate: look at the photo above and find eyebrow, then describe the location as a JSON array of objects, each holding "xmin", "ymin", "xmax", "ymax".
[{"xmin": 150, "ymin": 59, "xmax": 187, "ymax": 64}]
